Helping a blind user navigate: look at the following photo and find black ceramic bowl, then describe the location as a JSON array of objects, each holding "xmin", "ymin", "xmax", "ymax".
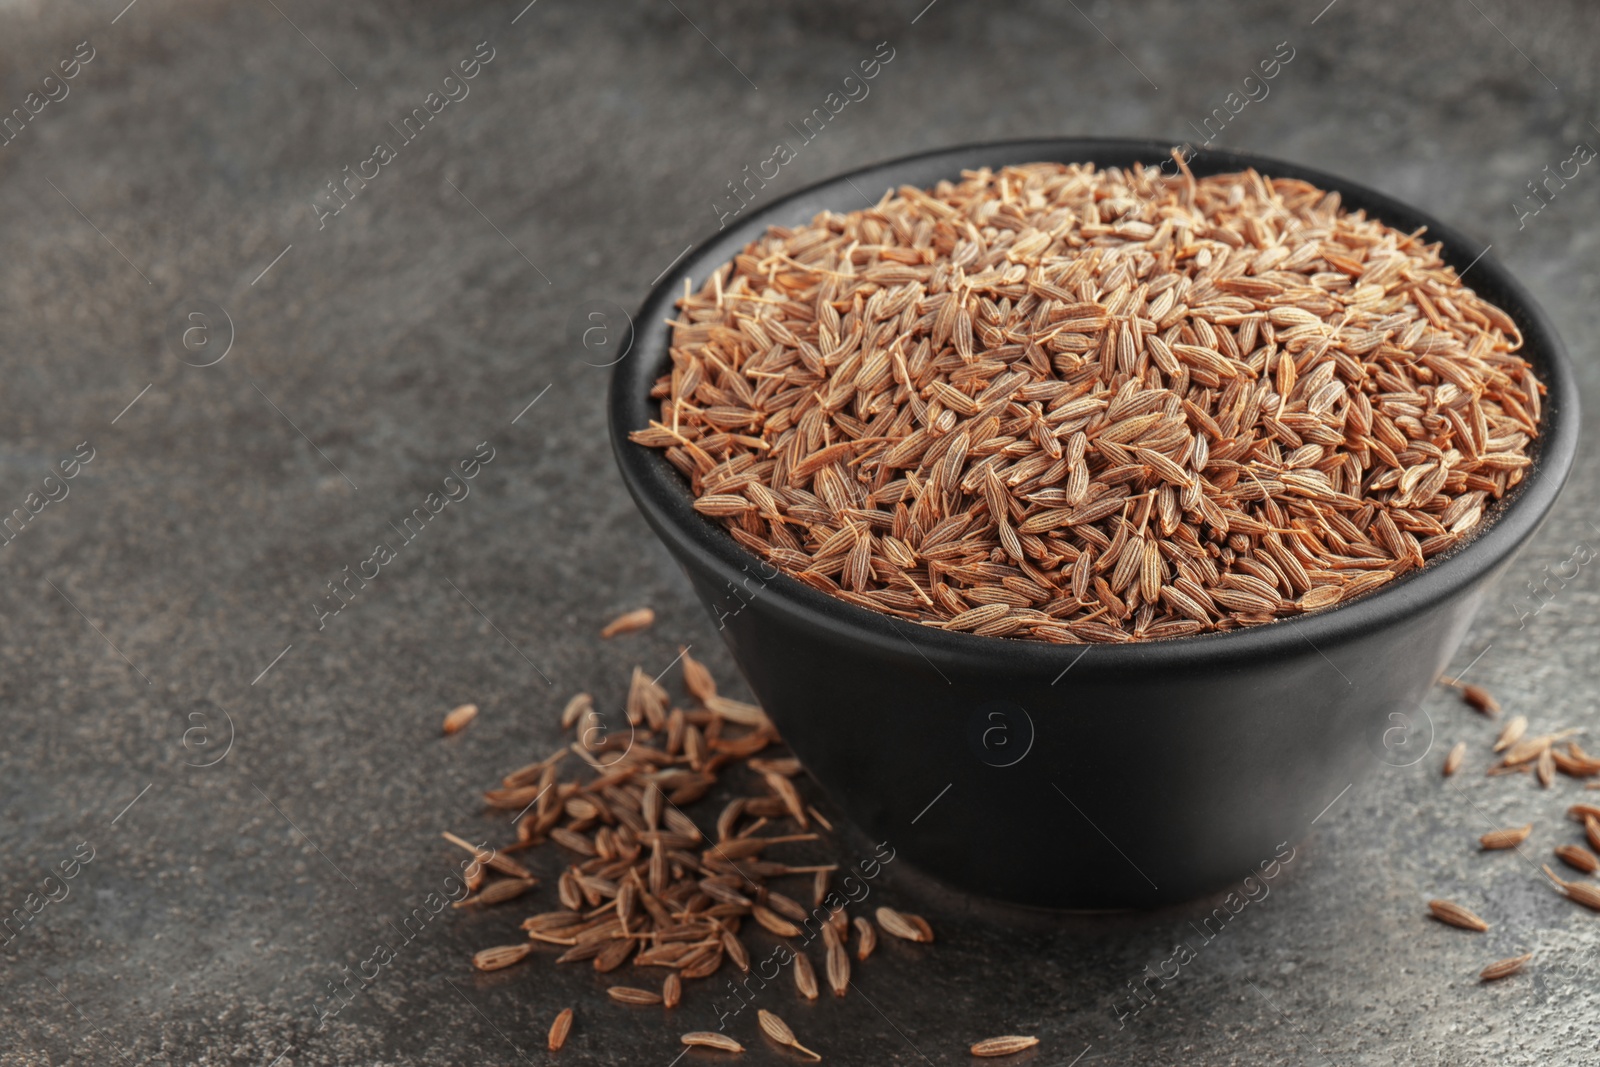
[{"xmin": 609, "ymin": 139, "xmax": 1578, "ymax": 909}]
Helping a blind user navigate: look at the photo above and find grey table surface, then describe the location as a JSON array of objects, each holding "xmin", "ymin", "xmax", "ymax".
[{"xmin": 3, "ymin": 0, "xmax": 1600, "ymax": 1064}]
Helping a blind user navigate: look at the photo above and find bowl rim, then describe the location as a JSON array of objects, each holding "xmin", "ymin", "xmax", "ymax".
[{"xmin": 609, "ymin": 137, "xmax": 1579, "ymax": 677}]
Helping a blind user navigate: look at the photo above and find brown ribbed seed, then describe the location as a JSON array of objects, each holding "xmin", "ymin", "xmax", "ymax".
[
  {"xmin": 472, "ymin": 944, "xmax": 533, "ymax": 971},
  {"xmin": 1493, "ymin": 715, "xmax": 1526, "ymax": 753},
  {"xmin": 757, "ymin": 1009, "xmax": 820, "ymax": 1061},
  {"xmin": 753, "ymin": 904, "xmax": 803, "ymax": 938},
  {"xmin": 560, "ymin": 692, "xmax": 592, "ymax": 730},
  {"xmin": 1479, "ymin": 952, "xmax": 1532, "ymax": 981},
  {"xmin": 1537, "ymin": 746, "xmax": 1556, "ymax": 788},
  {"xmin": 853, "ymin": 916, "xmax": 877, "ymax": 960},
  {"xmin": 1586, "ymin": 814, "xmax": 1600, "ymax": 853},
  {"xmin": 875, "ymin": 906, "xmax": 932, "ymax": 942},
  {"xmin": 1427, "ymin": 899, "xmax": 1489, "ymax": 932},
  {"xmin": 600, "ymin": 607, "xmax": 654, "ymax": 637},
  {"xmin": 1462, "ymin": 684, "xmax": 1501, "ymax": 716},
  {"xmin": 1555, "ymin": 844, "xmax": 1599, "ymax": 873},
  {"xmin": 794, "ymin": 950, "xmax": 820, "ymax": 1000},
  {"xmin": 442, "ymin": 702, "xmax": 478, "ymax": 735},
  {"xmin": 663, "ymin": 972, "xmax": 682, "ymax": 1008},
  {"xmin": 607, "ymin": 986, "xmax": 664, "ymax": 1005},
  {"xmin": 824, "ymin": 926, "xmax": 850, "ymax": 996},
  {"xmin": 971, "ymin": 1035, "xmax": 1041, "ymax": 1057},
  {"xmin": 1443, "ymin": 741, "xmax": 1466, "ymax": 777},
  {"xmin": 681, "ymin": 1032, "xmax": 744, "ymax": 1052},
  {"xmin": 547, "ymin": 1007, "xmax": 573, "ymax": 1051},
  {"xmin": 1479, "ymin": 824, "xmax": 1533, "ymax": 850},
  {"xmin": 455, "ymin": 876, "xmax": 537, "ymax": 908},
  {"xmin": 1546, "ymin": 865, "xmax": 1600, "ymax": 911}
]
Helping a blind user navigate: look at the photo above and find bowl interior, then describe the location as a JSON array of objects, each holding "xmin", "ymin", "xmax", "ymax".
[{"xmin": 610, "ymin": 138, "xmax": 1578, "ymax": 678}]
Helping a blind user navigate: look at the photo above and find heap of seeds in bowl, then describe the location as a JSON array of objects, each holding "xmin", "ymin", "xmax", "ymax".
[{"xmin": 631, "ymin": 160, "xmax": 1544, "ymax": 642}]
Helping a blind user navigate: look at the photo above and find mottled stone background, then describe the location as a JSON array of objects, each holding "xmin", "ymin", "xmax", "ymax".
[{"xmin": 1, "ymin": 0, "xmax": 1597, "ymax": 1063}]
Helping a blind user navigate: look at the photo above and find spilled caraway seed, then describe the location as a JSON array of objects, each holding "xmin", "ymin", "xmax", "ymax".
[
  {"xmin": 971, "ymin": 1035, "xmax": 1041, "ymax": 1057},
  {"xmin": 682, "ymin": 1031, "xmax": 745, "ymax": 1052},
  {"xmin": 1554, "ymin": 843, "xmax": 1599, "ymax": 873},
  {"xmin": 633, "ymin": 162, "xmax": 1543, "ymax": 644},
  {"xmin": 1479, "ymin": 824, "xmax": 1532, "ymax": 850},
  {"xmin": 1427, "ymin": 899, "xmax": 1488, "ymax": 932},
  {"xmin": 442, "ymin": 702, "xmax": 479, "ymax": 735},
  {"xmin": 758, "ymin": 1008, "xmax": 820, "ymax": 1060},
  {"xmin": 601, "ymin": 607, "xmax": 656, "ymax": 638},
  {"xmin": 452, "ymin": 647, "xmax": 938, "ymax": 1037},
  {"xmin": 1442, "ymin": 740, "xmax": 1466, "ymax": 777},
  {"xmin": 547, "ymin": 1007, "xmax": 573, "ymax": 1051},
  {"xmin": 1544, "ymin": 865, "xmax": 1600, "ymax": 911},
  {"xmin": 1479, "ymin": 952, "xmax": 1532, "ymax": 981}
]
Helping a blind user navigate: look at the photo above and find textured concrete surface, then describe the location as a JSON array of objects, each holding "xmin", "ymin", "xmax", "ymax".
[{"xmin": 2, "ymin": 0, "xmax": 1599, "ymax": 1063}]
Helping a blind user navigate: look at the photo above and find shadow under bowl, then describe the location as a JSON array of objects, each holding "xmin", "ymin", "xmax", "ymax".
[{"xmin": 609, "ymin": 139, "xmax": 1578, "ymax": 909}]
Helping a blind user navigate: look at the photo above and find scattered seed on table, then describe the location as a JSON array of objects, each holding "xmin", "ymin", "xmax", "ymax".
[
  {"xmin": 876, "ymin": 906, "xmax": 934, "ymax": 942},
  {"xmin": 1493, "ymin": 716, "xmax": 1527, "ymax": 753},
  {"xmin": 1462, "ymin": 684, "xmax": 1501, "ymax": 717},
  {"xmin": 1479, "ymin": 824, "xmax": 1533, "ymax": 850},
  {"xmin": 682, "ymin": 1031, "xmax": 745, "ymax": 1052},
  {"xmin": 758, "ymin": 1009, "xmax": 820, "ymax": 1060},
  {"xmin": 853, "ymin": 916, "xmax": 877, "ymax": 960},
  {"xmin": 472, "ymin": 944, "xmax": 532, "ymax": 971},
  {"xmin": 1479, "ymin": 953, "xmax": 1532, "ymax": 981},
  {"xmin": 1555, "ymin": 843, "xmax": 1599, "ymax": 873},
  {"xmin": 1427, "ymin": 899, "xmax": 1488, "ymax": 932},
  {"xmin": 442, "ymin": 703, "xmax": 478, "ymax": 735},
  {"xmin": 794, "ymin": 950, "xmax": 820, "ymax": 1000},
  {"xmin": 663, "ymin": 972, "xmax": 682, "ymax": 1009},
  {"xmin": 547, "ymin": 1007, "xmax": 573, "ymax": 1051},
  {"xmin": 1443, "ymin": 741, "xmax": 1466, "ymax": 777},
  {"xmin": 608, "ymin": 986, "xmax": 664, "ymax": 1006},
  {"xmin": 601, "ymin": 607, "xmax": 655, "ymax": 637},
  {"xmin": 971, "ymin": 1035, "xmax": 1041, "ymax": 1057}
]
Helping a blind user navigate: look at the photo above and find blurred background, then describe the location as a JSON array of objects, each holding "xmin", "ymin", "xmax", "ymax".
[{"xmin": 1, "ymin": 1, "xmax": 1597, "ymax": 1063}]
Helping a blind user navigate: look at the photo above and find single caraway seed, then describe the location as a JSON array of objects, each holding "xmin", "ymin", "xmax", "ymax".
[
  {"xmin": 853, "ymin": 916, "xmax": 878, "ymax": 960},
  {"xmin": 1427, "ymin": 899, "xmax": 1489, "ymax": 932},
  {"xmin": 794, "ymin": 950, "xmax": 820, "ymax": 999},
  {"xmin": 1479, "ymin": 824, "xmax": 1533, "ymax": 850},
  {"xmin": 600, "ymin": 607, "xmax": 655, "ymax": 638},
  {"xmin": 454, "ymin": 876, "xmax": 537, "ymax": 908},
  {"xmin": 824, "ymin": 925, "xmax": 850, "ymax": 996},
  {"xmin": 1479, "ymin": 952, "xmax": 1533, "ymax": 981},
  {"xmin": 1545, "ymin": 865, "xmax": 1600, "ymax": 911},
  {"xmin": 472, "ymin": 944, "xmax": 533, "ymax": 971},
  {"xmin": 1537, "ymin": 746, "xmax": 1556, "ymax": 788},
  {"xmin": 1555, "ymin": 843, "xmax": 1600, "ymax": 873},
  {"xmin": 758, "ymin": 1009, "xmax": 820, "ymax": 1060},
  {"xmin": 607, "ymin": 986, "xmax": 664, "ymax": 1005},
  {"xmin": 682, "ymin": 1032, "xmax": 745, "ymax": 1052},
  {"xmin": 1462, "ymin": 684, "xmax": 1501, "ymax": 717},
  {"xmin": 875, "ymin": 906, "xmax": 933, "ymax": 942},
  {"xmin": 631, "ymin": 163, "xmax": 1543, "ymax": 645},
  {"xmin": 971, "ymin": 1035, "xmax": 1041, "ymax": 1057},
  {"xmin": 442, "ymin": 702, "xmax": 478, "ymax": 735},
  {"xmin": 547, "ymin": 1007, "xmax": 573, "ymax": 1051},
  {"xmin": 663, "ymin": 971, "xmax": 682, "ymax": 1009},
  {"xmin": 1443, "ymin": 741, "xmax": 1466, "ymax": 777},
  {"xmin": 1493, "ymin": 716, "xmax": 1527, "ymax": 753},
  {"xmin": 1586, "ymin": 814, "xmax": 1600, "ymax": 853}
]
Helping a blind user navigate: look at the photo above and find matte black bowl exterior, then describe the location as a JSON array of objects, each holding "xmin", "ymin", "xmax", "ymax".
[{"xmin": 609, "ymin": 139, "xmax": 1578, "ymax": 908}]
